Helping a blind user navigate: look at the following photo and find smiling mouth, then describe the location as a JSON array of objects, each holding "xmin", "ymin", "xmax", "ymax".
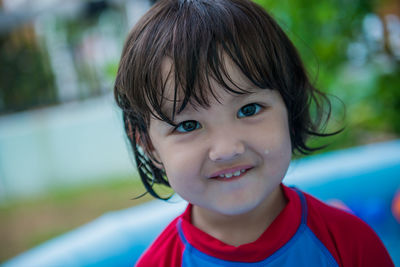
[
  {"xmin": 218, "ymin": 169, "xmax": 246, "ymax": 178},
  {"xmin": 210, "ymin": 166, "xmax": 252, "ymax": 181}
]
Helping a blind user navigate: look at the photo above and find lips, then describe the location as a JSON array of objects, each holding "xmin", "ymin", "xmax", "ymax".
[{"xmin": 209, "ymin": 165, "xmax": 253, "ymax": 180}]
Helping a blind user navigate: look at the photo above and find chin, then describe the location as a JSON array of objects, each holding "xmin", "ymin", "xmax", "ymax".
[{"xmin": 209, "ymin": 199, "xmax": 262, "ymax": 216}]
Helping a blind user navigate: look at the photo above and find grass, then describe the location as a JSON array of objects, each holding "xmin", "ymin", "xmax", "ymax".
[{"xmin": 0, "ymin": 176, "xmax": 156, "ymax": 263}]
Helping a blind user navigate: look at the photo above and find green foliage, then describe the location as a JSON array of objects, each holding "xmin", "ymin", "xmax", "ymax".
[
  {"xmin": 255, "ymin": 0, "xmax": 372, "ymax": 74},
  {"xmin": 374, "ymin": 69, "xmax": 400, "ymax": 132},
  {"xmin": 0, "ymin": 33, "xmax": 56, "ymax": 114},
  {"xmin": 255, "ymin": 0, "xmax": 399, "ymax": 151}
]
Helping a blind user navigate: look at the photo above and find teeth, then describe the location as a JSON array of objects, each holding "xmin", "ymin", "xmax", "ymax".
[{"xmin": 218, "ymin": 169, "xmax": 246, "ymax": 179}]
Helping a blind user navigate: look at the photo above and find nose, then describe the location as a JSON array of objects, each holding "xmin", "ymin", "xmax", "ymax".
[{"xmin": 208, "ymin": 133, "xmax": 245, "ymax": 162}]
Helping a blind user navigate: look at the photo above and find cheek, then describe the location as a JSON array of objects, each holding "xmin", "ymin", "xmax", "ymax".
[
  {"xmin": 254, "ymin": 119, "xmax": 291, "ymax": 154},
  {"xmin": 270, "ymin": 126, "xmax": 292, "ymax": 177},
  {"xmin": 269, "ymin": 128, "xmax": 292, "ymax": 166},
  {"xmin": 253, "ymin": 114, "xmax": 292, "ymax": 171},
  {"xmin": 159, "ymin": 145, "xmax": 206, "ymax": 192},
  {"xmin": 268, "ymin": 111, "xmax": 291, "ymax": 151}
]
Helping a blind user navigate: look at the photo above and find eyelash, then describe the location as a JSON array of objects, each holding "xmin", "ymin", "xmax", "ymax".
[
  {"xmin": 174, "ymin": 120, "xmax": 201, "ymax": 133},
  {"xmin": 173, "ymin": 103, "xmax": 264, "ymax": 133},
  {"xmin": 237, "ymin": 103, "xmax": 263, "ymax": 118}
]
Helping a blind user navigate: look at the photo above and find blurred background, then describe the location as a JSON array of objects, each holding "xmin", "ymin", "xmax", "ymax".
[{"xmin": 0, "ymin": 0, "xmax": 399, "ymax": 263}]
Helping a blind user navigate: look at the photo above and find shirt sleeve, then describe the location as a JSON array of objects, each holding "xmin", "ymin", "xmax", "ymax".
[
  {"xmin": 305, "ymin": 193, "xmax": 394, "ymax": 267},
  {"xmin": 135, "ymin": 217, "xmax": 185, "ymax": 267}
]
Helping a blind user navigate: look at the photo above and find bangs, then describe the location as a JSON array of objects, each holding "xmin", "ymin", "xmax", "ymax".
[{"xmin": 125, "ymin": 0, "xmax": 293, "ymax": 125}]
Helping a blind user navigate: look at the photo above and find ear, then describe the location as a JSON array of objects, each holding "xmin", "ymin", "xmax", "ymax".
[{"xmin": 135, "ymin": 131, "xmax": 164, "ymax": 170}]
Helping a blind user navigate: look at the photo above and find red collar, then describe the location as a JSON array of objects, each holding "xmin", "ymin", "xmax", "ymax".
[{"xmin": 179, "ymin": 184, "xmax": 302, "ymax": 262}]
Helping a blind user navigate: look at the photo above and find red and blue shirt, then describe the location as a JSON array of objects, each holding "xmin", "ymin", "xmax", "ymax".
[{"xmin": 136, "ymin": 185, "xmax": 394, "ymax": 266}]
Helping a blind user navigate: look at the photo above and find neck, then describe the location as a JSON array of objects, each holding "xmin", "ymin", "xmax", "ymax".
[{"xmin": 191, "ymin": 186, "xmax": 287, "ymax": 247}]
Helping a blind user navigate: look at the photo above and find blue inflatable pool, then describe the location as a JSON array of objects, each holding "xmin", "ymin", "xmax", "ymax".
[{"xmin": 4, "ymin": 140, "xmax": 400, "ymax": 266}]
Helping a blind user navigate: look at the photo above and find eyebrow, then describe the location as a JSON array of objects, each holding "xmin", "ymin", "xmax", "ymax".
[
  {"xmin": 159, "ymin": 98, "xmax": 187, "ymax": 121},
  {"xmin": 158, "ymin": 88, "xmax": 271, "ymax": 120}
]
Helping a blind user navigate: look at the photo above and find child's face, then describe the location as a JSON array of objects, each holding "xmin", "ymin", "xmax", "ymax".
[{"xmin": 148, "ymin": 59, "xmax": 292, "ymax": 216}]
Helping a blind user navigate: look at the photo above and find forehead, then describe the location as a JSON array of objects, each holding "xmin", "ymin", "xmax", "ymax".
[{"xmin": 160, "ymin": 55, "xmax": 259, "ymax": 112}]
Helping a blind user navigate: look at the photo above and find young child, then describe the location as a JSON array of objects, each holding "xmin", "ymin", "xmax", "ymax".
[{"xmin": 114, "ymin": 0, "xmax": 394, "ymax": 266}]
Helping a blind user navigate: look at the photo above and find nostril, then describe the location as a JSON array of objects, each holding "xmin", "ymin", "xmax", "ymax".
[{"xmin": 209, "ymin": 141, "xmax": 245, "ymax": 162}]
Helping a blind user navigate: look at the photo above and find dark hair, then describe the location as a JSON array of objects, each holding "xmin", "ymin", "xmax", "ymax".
[{"xmin": 114, "ymin": 0, "xmax": 338, "ymax": 199}]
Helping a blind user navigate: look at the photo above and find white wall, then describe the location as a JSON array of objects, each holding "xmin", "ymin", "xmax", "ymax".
[{"xmin": 0, "ymin": 93, "xmax": 136, "ymax": 201}]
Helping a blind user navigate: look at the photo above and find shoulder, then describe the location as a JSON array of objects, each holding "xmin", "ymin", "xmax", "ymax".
[
  {"xmin": 304, "ymin": 192, "xmax": 394, "ymax": 267},
  {"xmin": 135, "ymin": 216, "xmax": 185, "ymax": 267},
  {"xmin": 305, "ymin": 192, "xmax": 371, "ymax": 236}
]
